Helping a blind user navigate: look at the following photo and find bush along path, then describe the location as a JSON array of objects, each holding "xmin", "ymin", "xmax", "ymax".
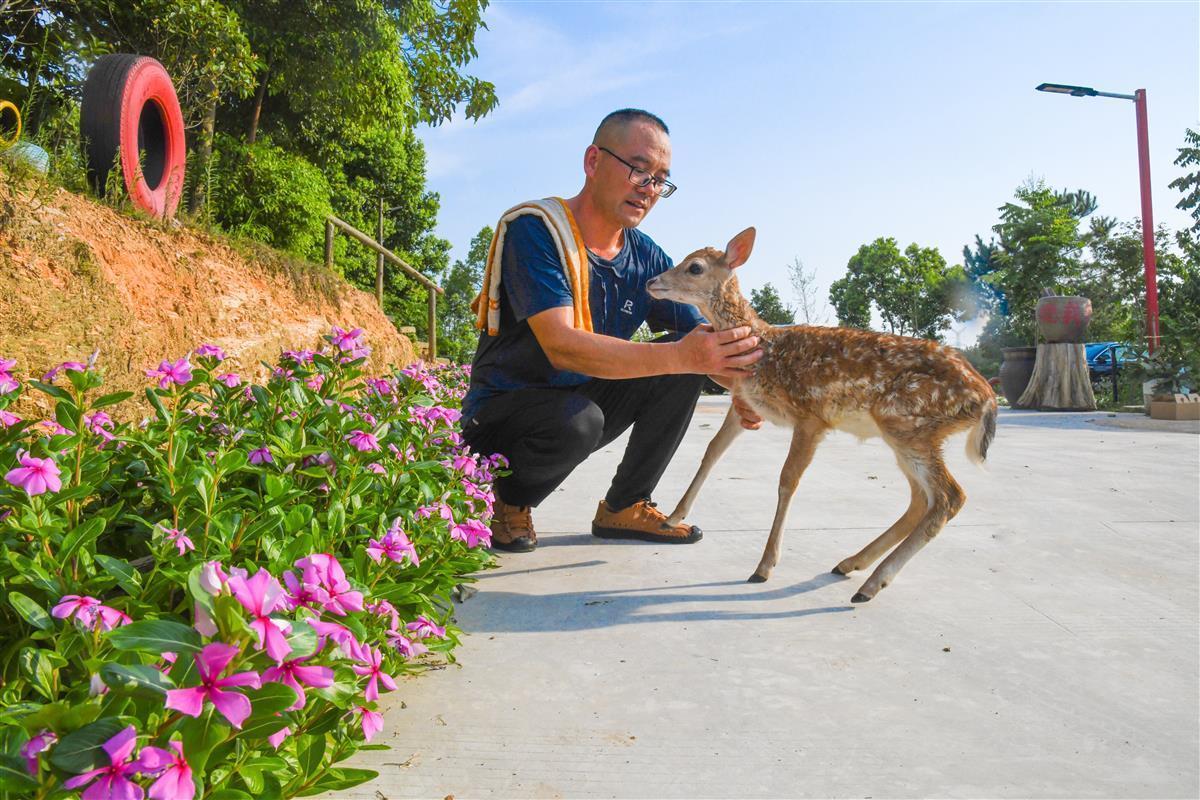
[{"xmin": 0, "ymin": 329, "xmax": 502, "ymax": 799}]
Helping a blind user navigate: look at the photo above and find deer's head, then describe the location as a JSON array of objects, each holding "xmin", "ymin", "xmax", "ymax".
[{"xmin": 646, "ymin": 228, "xmax": 756, "ymax": 318}]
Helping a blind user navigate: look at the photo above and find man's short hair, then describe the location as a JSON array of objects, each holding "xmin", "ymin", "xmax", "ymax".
[{"xmin": 593, "ymin": 109, "xmax": 669, "ymax": 144}]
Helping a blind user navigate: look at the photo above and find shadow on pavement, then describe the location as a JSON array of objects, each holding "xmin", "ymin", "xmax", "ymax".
[{"xmin": 461, "ymin": 570, "xmax": 855, "ymax": 632}]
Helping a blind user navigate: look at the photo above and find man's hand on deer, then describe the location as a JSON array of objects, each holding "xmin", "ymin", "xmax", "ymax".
[{"xmin": 674, "ymin": 323, "xmax": 762, "ymax": 379}]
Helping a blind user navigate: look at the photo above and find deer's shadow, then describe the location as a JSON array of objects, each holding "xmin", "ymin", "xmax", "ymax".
[{"xmin": 457, "ymin": 569, "xmax": 853, "ymax": 633}]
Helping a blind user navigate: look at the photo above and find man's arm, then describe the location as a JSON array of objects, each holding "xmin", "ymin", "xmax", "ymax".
[
  {"xmin": 708, "ymin": 374, "xmax": 765, "ymax": 430},
  {"xmin": 527, "ymin": 307, "xmax": 762, "ymax": 380}
]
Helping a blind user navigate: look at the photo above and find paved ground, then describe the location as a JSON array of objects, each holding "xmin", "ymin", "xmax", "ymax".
[{"xmin": 347, "ymin": 398, "xmax": 1199, "ymax": 799}]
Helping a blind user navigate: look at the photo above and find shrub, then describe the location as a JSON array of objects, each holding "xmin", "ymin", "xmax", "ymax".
[
  {"xmin": 210, "ymin": 134, "xmax": 334, "ymax": 261},
  {"xmin": 0, "ymin": 330, "xmax": 499, "ymax": 798}
]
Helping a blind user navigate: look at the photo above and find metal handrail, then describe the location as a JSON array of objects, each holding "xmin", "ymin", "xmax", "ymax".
[{"xmin": 324, "ymin": 215, "xmax": 444, "ymax": 360}]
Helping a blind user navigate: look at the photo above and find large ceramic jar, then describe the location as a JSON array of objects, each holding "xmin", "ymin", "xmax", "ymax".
[
  {"xmin": 999, "ymin": 346, "xmax": 1037, "ymax": 403},
  {"xmin": 1037, "ymin": 296, "xmax": 1093, "ymax": 343}
]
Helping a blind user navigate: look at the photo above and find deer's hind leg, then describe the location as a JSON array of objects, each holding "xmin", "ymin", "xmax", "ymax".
[
  {"xmin": 749, "ymin": 418, "xmax": 827, "ymax": 583},
  {"xmin": 832, "ymin": 473, "xmax": 927, "ymax": 576},
  {"xmin": 665, "ymin": 405, "xmax": 744, "ymax": 526},
  {"xmin": 851, "ymin": 441, "xmax": 965, "ymax": 603}
]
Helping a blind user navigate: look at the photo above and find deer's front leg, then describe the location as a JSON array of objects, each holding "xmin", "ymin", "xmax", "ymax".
[
  {"xmin": 749, "ymin": 420, "xmax": 825, "ymax": 582},
  {"xmin": 665, "ymin": 405, "xmax": 743, "ymax": 526}
]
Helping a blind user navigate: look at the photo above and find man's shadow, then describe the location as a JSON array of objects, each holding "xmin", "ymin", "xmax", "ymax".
[{"xmin": 461, "ymin": 546, "xmax": 854, "ymax": 632}]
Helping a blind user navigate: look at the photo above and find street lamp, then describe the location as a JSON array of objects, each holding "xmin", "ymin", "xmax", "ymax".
[{"xmin": 1036, "ymin": 82, "xmax": 1160, "ymax": 354}]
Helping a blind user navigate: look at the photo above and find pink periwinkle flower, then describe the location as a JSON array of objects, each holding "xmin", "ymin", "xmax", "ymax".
[
  {"xmin": 355, "ymin": 706, "xmax": 384, "ymax": 742},
  {"xmin": 367, "ymin": 599, "xmax": 400, "ymax": 630},
  {"xmin": 407, "ymin": 615, "xmax": 447, "ymax": 640},
  {"xmin": 282, "ymin": 570, "xmax": 330, "ymax": 612},
  {"xmin": 365, "ymin": 524, "xmax": 419, "ymax": 567},
  {"xmin": 228, "ymin": 569, "xmax": 292, "ymax": 663},
  {"xmin": 89, "ymin": 673, "xmax": 108, "ymax": 697},
  {"xmin": 216, "ymin": 373, "xmax": 241, "ymax": 388},
  {"xmin": 451, "ymin": 518, "xmax": 492, "ymax": 549},
  {"xmin": 165, "ymin": 643, "xmax": 261, "ymax": 728},
  {"xmin": 329, "ymin": 326, "xmax": 364, "ymax": 351},
  {"xmin": 350, "ymin": 643, "xmax": 397, "ymax": 702},
  {"xmin": 262, "ymin": 657, "xmax": 334, "ymax": 710},
  {"xmin": 158, "ymin": 525, "xmax": 195, "ymax": 556},
  {"xmin": 366, "ymin": 462, "xmax": 386, "ymax": 474},
  {"xmin": 145, "ymin": 357, "xmax": 192, "ymax": 390},
  {"xmin": 248, "ymin": 446, "xmax": 272, "ymax": 465},
  {"xmin": 147, "ymin": 740, "xmax": 194, "ymax": 800},
  {"xmin": 267, "ymin": 724, "xmax": 291, "ymax": 750},
  {"xmin": 0, "ymin": 409, "xmax": 21, "ymax": 428},
  {"xmin": 41, "ymin": 361, "xmax": 86, "ymax": 383},
  {"xmin": 415, "ymin": 501, "xmax": 453, "ymax": 522},
  {"xmin": 447, "ymin": 452, "xmax": 478, "ymax": 477},
  {"xmin": 5, "ymin": 451, "xmax": 62, "ymax": 496},
  {"xmin": 83, "ymin": 411, "xmax": 116, "ymax": 442},
  {"xmin": 346, "ymin": 429, "xmax": 380, "ymax": 452},
  {"xmin": 193, "ymin": 344, "xmax": 226, "ymax": 362},
  {"xmin": 0, "ymin": 372, "xmax": 16, "ymax": 395},
  {"xmin": 281, "ymin": 348, "xmax": 314, "ymax": 365},
  {"xmin": 94, "ymin": 605, "xmax": 132, "ymax": 632},
  {"xmin": 52, "ymin": 594, "xmax": 102, "ymax": 626},
  {"xmin": 307, "ymin": 618, "xmax": 360, "ymax": 657},
  {"xmin": 62, "ymin": 725, "xmax": 170, "ymax": 800},
  {"xmin": 21, "ymin": 730, "xmax": 56, "ymax": 775},
  {"xmin": 386, "ymin": 630, "xmax": 428, "ymax": 659},
  {"xmin": 294, "ymin": 554, "xmax": 363, "ymax": 616}
]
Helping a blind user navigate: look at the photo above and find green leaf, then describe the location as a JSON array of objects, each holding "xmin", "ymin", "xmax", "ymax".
[
  {"xmin": 49, "ymin": 717, "xmax": 127, "ymax": 773},
  {"xmin": 100, "ymin": 663, "xmax": 176, "ymax": 696},
  {"xmin": 236, "ymin": 713, "xmax": 290, "ymax": 742},
  {"xmin": 94, "ymin": 554, "xmax": 141, "ymax": 595},
  {"xmin": 297, "ymin": 767, "xmax": 379, "ymax": 796},
  {"xmin": 8, "ymin": 591, "xmax": 53, "ymax": 631},
  {"xmin": 283, "ymin": 620, "xmax": 317, "ymax": 660},
  {"xmin": 180, "ymin": 712, "xmax": 231, "ymax": 778},
  {"xmin": 29, "ymin": 380, "xmax": 71, "ymax": 402},
  {"xmin": 92, "ymin": 391, "xmax": 134, "ymax": 409},
  {"xmin": 209, "ymin": 790, "xmax": 253, "ymax": 800},
  {"xmin": 297, "ymin": 734, "xmax": 326, "ymax": 778},
  {"xmin": 107, "ymin": 619, "xmax": 202, "ymax": 654},
  {"xmin": 60, "ymin": 517, "xmax": 106, "ymax": 565},
  {"xmin": 19, "ymin": 648, "xmax": 62, "ymax": 700},
  {"xmin": 219, "ymin": 450, "xmax": 248, "ymax": 474},
  {"xmin": 145, "ymin": 387, "xmax": 170, "ymax": 422},
  {"xmin": 0, "ymin": 754, "xmax": 38, "ymax": 790},
  {"xmin": 246, "ymin": 683, "xmax": 299, "ymax": 716}
]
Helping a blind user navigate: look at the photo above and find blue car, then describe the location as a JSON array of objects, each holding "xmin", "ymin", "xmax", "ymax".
[{"xmin": 1086, "ymin": 342, "xmax": 1141, "ymax": 379}]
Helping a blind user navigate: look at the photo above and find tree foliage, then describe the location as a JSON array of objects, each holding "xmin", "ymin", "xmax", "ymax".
[
  {"xmin": 1, "ymin": 0, "xmax": 498, "ymax": 337},
  {"xmin": 786, "ymin": 256, "xmax": 826, "ymax": 324},
  {"xmin": 439, "ymin": 225, "xmax": 491, "ymax": 363},
  {"xmin": 828, "ymin": 237, "xmax": 963, "ymax": 341},
  {"xmin": 749, "ymin": 282, "xmax": 795, "ymax": 325}
]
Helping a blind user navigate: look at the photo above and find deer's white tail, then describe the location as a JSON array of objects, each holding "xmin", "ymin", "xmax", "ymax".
[{"xmin": 965, "ymin": 399, "xmax": 998, "ymax": 466}]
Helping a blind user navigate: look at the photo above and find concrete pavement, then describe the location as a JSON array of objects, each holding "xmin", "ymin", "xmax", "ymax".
[{"xmin": 348, "ymin": 398, "xmax": 1199, "ymax": 799}]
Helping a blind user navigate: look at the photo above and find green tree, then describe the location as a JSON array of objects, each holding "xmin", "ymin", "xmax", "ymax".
[
  {"xmin": 1168, "ymin": 127, "xmax": 1200, "ymax": 233},
  {"xmin": 439, "ymin": 225, "xmax": 491, "ymax": 363},
  {"xmin": 749, "ymin": 282, "xmax": 795, "ymax": 325},
  {"xmin": 987, "ymin": 179, "xmax": 1096, "ymax": 341},
  {"xmin": 827, "ymin": 237, "xmax": 961, "ymax": 341}
]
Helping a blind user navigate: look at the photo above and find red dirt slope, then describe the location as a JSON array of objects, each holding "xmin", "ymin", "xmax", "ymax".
[{"xmin": 0, "ymin": 174, "xmax": 416, "ymax": 417}]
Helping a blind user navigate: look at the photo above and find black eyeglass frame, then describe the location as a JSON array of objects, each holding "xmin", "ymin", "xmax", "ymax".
[{"xmin": 596, "ymin": 146, "xmax": 677, "ymax": 198}]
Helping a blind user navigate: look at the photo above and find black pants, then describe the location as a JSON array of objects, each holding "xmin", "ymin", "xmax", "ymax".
[{"xmin": 462, "ymin": 373, "xmax": 706, "ymax": 509}]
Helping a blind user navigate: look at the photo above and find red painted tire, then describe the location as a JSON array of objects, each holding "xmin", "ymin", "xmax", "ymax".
[{"xmin": 81, "ymin": 54, "xmax": 186, "ymax": 218}]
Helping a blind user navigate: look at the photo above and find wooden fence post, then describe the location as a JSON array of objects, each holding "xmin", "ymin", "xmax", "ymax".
[
  {"xmin": 427, "ymin": 289, "xmax": 437, "ymax": 362},
  {"xmin": 324, "ymin": 220, "xmax": 334, "ymax": 272}
]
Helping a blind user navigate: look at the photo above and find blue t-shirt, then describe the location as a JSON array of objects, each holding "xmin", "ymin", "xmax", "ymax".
[{"xmin": 462, "ymin": 215, "xmax": 705, "ymax": 422}]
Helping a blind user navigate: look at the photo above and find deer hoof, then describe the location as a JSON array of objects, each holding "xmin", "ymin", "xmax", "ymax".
[
  {"xmin": 850, "ymin": 592, "xmax": 871, "ymax": 603},
  {"xmin": 831, "ymin": 565, "xmax": 848, "ymax": 575},
  {"xmin": 747, "ymin": 573, "xmax": 768, "ymax": 583}
]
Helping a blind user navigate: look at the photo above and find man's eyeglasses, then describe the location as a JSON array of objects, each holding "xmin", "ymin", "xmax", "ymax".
[{"xmin": 597, "ymin": 146, "xmax": 677, "ymax": 198}]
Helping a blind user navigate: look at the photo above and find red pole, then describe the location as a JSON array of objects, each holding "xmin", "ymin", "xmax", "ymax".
[{"xmin": 1134, "ymin": 89, "xmax": 1159, "ymax": 354}]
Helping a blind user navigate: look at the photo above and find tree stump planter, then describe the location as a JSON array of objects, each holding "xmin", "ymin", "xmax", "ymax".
[
  {"xmin": 1015, "ymin": 342, "xmax": 1097, "ymax": 410},
  {"xmin": 999, "ymin": 346, "xmax": 1037, "ymax": 404}
]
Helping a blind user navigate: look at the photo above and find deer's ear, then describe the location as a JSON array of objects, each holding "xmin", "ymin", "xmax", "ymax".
[{"xmin": 724, "ymin": 227, "xmax": 756, "ymax": 269}]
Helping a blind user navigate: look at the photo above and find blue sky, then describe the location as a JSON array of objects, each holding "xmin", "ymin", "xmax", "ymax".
[{"xmin": 418, "ymin": 1, "xmax": 1198, "ymax": 345}]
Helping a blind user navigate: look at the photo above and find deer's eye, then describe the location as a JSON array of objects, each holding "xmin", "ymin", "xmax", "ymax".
[{"xmin": 687, "ymin": 262, "xmax": 703, "ymax": 275}]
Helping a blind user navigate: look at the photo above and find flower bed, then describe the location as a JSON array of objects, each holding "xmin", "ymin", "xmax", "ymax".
[{"xmin": 0, "ymin": 329, "xmax": 500, "ymax": 799}]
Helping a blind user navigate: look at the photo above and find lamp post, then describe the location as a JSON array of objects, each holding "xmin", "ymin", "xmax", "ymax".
[{"xmin": 1035, "ymin": 82, "xmax": 1160, "ymax": 354}]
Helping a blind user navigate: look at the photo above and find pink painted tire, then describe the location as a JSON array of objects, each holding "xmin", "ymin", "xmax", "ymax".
[{"xmin": 81, "ymin": 54, "xmax": 186, "ymax": 218}]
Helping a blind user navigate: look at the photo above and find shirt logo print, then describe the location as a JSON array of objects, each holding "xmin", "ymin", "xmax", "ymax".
[{"xmin": 620, "ymin": 299, "xmax": 634, "ymax": 315}]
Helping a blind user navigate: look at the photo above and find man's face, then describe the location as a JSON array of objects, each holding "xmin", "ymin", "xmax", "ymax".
[{"xmin": 588, "ymin": 121, "xmax": 672, "ymax": 229}]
